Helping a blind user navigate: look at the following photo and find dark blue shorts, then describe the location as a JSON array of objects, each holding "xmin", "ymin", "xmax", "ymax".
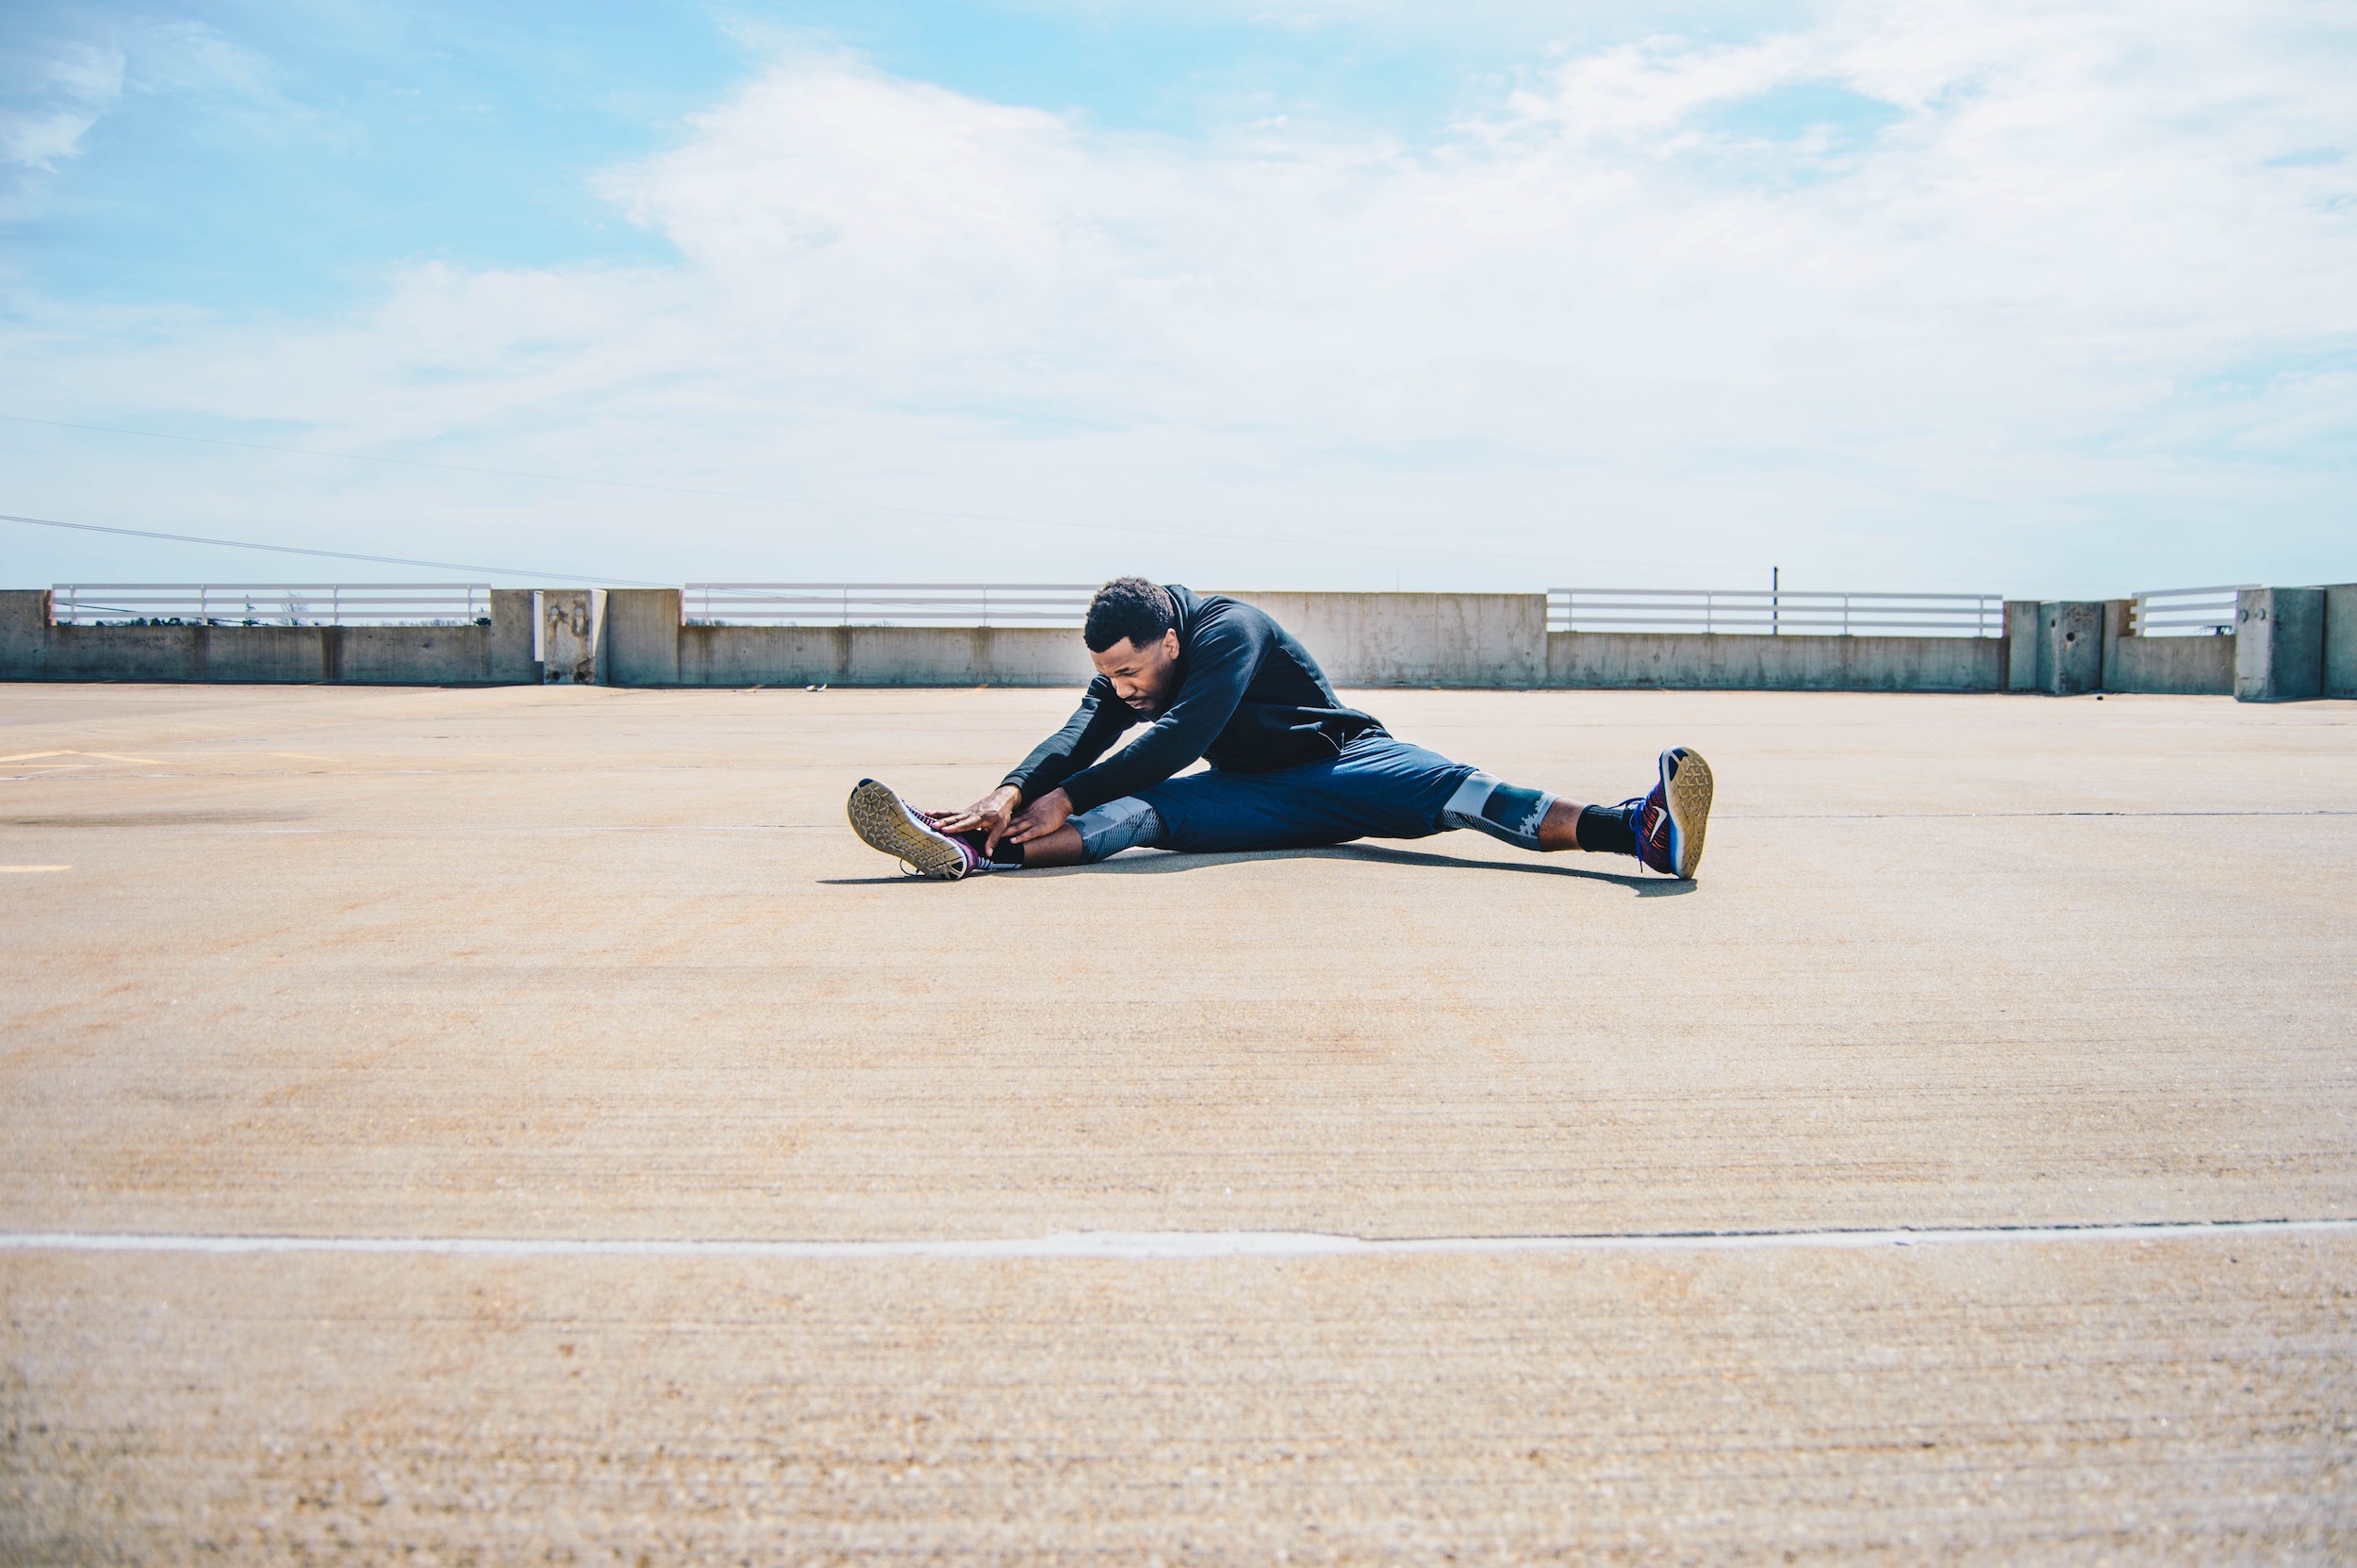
[{"xmin": 1128, "ymin": 734, "xmax": 1476, "ymax": 855}]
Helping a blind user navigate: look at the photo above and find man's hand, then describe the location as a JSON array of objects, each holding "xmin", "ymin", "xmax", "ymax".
[
  {"xmin": 928, "ymin": 784, "xmax": 1023, "ymax": 854},
  {"xmin": 1005, "ymin": 786, "xmax": 1076, "ymax": 846}
]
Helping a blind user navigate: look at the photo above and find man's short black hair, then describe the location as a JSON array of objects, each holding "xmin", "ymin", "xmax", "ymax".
[{"xmin": 1084, "ymin": 577, "xmax": 1177, "ymax": 653}]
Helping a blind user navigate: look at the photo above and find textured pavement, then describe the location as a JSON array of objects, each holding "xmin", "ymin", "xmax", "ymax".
[{"xmin": 2, "ymin": 682, "xmax": 2352, "ymax": 1561}]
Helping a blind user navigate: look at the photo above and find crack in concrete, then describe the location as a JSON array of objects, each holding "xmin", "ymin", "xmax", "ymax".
[{"xmin": 4, "ymin": 1217, "xmax": 2351, "ymax": 1261}]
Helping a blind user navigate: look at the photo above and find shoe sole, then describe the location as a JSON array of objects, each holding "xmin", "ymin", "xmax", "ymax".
[
  {"xmin": 1664, "ymin": 748, "xmax": 1714, "ymax": 880},
  {"xmin": 847, "ymin": 779, "xmax": 968, "ymax": 880}
]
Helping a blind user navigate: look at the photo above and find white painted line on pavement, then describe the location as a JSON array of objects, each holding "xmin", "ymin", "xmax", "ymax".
[{"xmin": 2, "ymin": 1217, "xmax": 2351, "ymax": 1262}]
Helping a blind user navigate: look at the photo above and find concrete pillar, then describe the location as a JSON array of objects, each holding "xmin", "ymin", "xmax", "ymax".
[
  {"xmin": 488, "ymin": 590, "xmax": 538, "ymax": 683},
  {"xmin": 2038, "ymin": 602, "xmax": 2103, "ymax": 696},
  {"xmin": 2003, "ymin": 601, "xmax": 2041, "ymax": 692},
  {"xmin": 2098, "ymin": 599, "xmax": 2133, "ymax": 692},
  {"xmin": 537, "ymin": 589, "xmax": 608, "ymax": 685},
  {"xmin": 0, "ymin": 589, "xmax": 50, "ymax": 679},
  {"xmin": 604, "ymin": 588, "xmax": 682, "ymax": 686},
  {"xmin": 2234, "ymin": 586, "xmax": 2325, "ymax": 702},
  {"xmin": 2323, "ymin": 584, "xmax": 2357, "ymax": 700}
]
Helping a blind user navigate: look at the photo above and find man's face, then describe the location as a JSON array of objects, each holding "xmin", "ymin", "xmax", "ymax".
[{"xmin": 1091, "ymin": 628, "xmax": 1183, "ymax": 715}]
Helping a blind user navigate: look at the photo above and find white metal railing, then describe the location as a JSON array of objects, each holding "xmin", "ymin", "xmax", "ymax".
[
  {"xmin": 684, "ymin": 583, "xmax": 1097, "ymax": 627},
  {"xmin": 1549, "ymin": 588, "xmax": 2003, "ymax": 637},
  {"xmin": 2132, "ymin": 585, "xmax": 2246, "ymax": 637},
  {"xmin": 51, "ymin": 584, "xmax": 491, "ymax": 627}
]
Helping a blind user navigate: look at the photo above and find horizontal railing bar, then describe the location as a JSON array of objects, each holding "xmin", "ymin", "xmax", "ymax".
[
  {"xmin": 52, "ymin": 582, "xmax": 490, "ymax": 627},
  {"xmin": 58, "ymin": 583, "xmax": 484, "ymax": 590},
  {"xmin": 1549, "ymin": 589, "xmax": 1999, "ymax": 603},
  {"xmin": 1556, "ymin": 603, "xmax": 1999, "ymax": 618},
  {"xmin": 1552, "ymin": 623, "xmax": 2001, "ymax": 635},
  {"xmin": 1552, "ymin": 611, "xmax": 2001, "ymax": 622},
  {"xmin": 686, "ymin": 614, "xmax": 1091, "ymax": 619},
  {"xmin": 685, "ymin": 581, "xmax": 1096, "ymax": 590}
]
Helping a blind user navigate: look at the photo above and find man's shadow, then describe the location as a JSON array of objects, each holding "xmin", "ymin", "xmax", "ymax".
[{"xmin": 827, "ymin": 841, "xmax": 1691, "ymax": 895}]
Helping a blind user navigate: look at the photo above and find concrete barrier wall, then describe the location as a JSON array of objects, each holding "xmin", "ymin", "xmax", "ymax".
[
  {"xmin": 489, "ymin": 590, "xmax": 538, "ymax": 683},
  {"xmin": 1547, "ymin": 630, "xmax": 2003, "ymax": 691},
  {"xmin": 1, "ymin": 585, "xmax": 2333, "ymax": 698},
  {"xmin": 676, "ymin": 624, "xmax": 1095, "ymax": 686},
  {"xmin": 1229, "ymin": 592, "xmax": 1546, "ymax": 687},
  {"xmin": 2235, "ymin": 586, "xmax": 2327, "ymax": 702},
  {"xmin": 606, "ymin": 589, "xmax": 680, "ymax": 686},
  {"xmin": 2037, "ymin": 602, "xmax": 2105, "ymax": 696},
  {"xmin": 2103, "ymin": 633, "xmax": 2233, "ymax": 695},
  {"xmin": 2324, "ymin": 584, "xmax": 2357, "ymax": 700},
  {"xmin": 0, "ymin": 588, "xmax": 501, "ymax": 684}
]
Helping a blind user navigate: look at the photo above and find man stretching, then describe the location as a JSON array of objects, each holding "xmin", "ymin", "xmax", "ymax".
[{"xmin": 847, "ymin": 578, "xmax": 1713, "ymax": 881}]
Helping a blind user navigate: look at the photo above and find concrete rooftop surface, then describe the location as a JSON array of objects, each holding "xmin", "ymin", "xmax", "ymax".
[{"xmin": 1, "ymin": 681, "xmax": 2352, "ymax": 1562}]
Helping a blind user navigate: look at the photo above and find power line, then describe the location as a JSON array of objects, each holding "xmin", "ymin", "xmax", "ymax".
[
  {"xmin": 0, "ymin": 511, "xmax": 662, "ymax": 586},
  {"xmin": 0, "ymin": 410, "xmax": 1686, "ymax": 571}
]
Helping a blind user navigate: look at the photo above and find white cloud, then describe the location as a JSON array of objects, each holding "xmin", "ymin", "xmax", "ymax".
[
  {"xmin": 4, "ymin": 0, "xmax": 2353, "ymax": 593},
  {"xmin": 0, "ymin": 40, "xmax": 124, "ymax": 172}
]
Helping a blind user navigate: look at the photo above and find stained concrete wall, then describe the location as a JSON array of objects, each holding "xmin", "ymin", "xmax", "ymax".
[
  {"xmin": 2235, "ymin": 586, "xmax": 2326, "ymax": 702},
  {"xmin": 537, "ymin": 590, "xmax": 607, "ymax": 685},
  {"xmin": 2325, "ymin": 584, "xmax": 2357, "ymax": 701},
  {"xmin": 2037, "ymin": 602, "xmax": 2105, "ymax": 697},
  {"xmin": 1, "ymin": 591, "xmax": 44, "ymax": 673},
  {"xmin": 1547, "ymin": 630, "xmax": 2003, "ymax": 692}
]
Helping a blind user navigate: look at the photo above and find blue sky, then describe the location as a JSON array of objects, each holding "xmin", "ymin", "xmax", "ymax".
[{"xmin": 3, "ymin": 0, "xmax": 2352, "ymax": 594}]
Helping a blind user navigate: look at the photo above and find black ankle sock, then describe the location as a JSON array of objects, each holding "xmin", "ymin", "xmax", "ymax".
[
  {"xmin": 1574, "ymin": 801, "xmax": 1637, "ymax": 856},
  {"xmin": 961, "ymin": 832, "xmax": 1024, "ymax": 869}
]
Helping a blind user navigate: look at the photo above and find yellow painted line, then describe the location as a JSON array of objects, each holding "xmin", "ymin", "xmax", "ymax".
[
  {"xmin": 0, "ymin": 751, "xmax": 74, "ymax": 763},
  {"xmin": 0, "ymin": 750, "xmax": 163, "ymax": 765},
  {"xmin": 0, "ymin": 866, "xmax": 72, "ymax": 874}
]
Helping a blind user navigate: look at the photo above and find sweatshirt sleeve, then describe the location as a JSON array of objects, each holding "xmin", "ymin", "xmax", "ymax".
[
  {"xmin": 1054, "ymin": 608, "xmax": 1261, "ymax": 814},
  {"xmin": 1001, "ymin": 680, "xmax": 1136, "ymax": 801}
]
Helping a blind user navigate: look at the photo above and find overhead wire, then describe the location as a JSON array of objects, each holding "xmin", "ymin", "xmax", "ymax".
[
  {"xmin": 0, "ymin": 410, "xmax": 1692, "ymax": 573},
  {"xmin": 0, "ymin": 511, "xmax": 662, "ymax": 586}
]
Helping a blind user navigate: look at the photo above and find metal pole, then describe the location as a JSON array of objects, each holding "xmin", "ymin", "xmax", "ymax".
[{"xmin": 1772, "ymin": 567, "xmax": 1779, "ymax": 635}]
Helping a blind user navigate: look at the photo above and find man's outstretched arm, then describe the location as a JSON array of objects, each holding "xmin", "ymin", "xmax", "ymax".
[{"xmin": 930, "ymin": 687, "xmax": 1133, "ymax": 852}]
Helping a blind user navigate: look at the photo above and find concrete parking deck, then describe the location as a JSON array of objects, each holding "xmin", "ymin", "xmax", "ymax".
[{"xmin": 2, "ymin": 683, "xmax": 2351, "ymax": 1560}]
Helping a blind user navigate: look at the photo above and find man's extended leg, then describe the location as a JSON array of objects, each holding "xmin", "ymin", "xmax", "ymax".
[
  {"xmin": 1440, "ymin": 773, "xmax": 1633, "ymax": 854},
  {"xmin": 850, "ymin": 742, "xmax": 1711, "ymax": 878},
  {"xmin": 1140, "ymin": 738, "xmax": 1712, "ymax": 876}
]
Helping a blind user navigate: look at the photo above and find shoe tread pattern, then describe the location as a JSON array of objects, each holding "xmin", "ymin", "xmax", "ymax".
[
  {"xmin": 1667, "ymin": 750, "xmax": 1714, "ymax": 880},
  {"xmin": 847, "ymin": 780, "xmax": 967, "ymax": 880}
]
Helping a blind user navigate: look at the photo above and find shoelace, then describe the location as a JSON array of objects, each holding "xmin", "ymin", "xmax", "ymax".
[{"xmin": 1617, "ymin": 794, "xmax": 1651, "ymax": 860}]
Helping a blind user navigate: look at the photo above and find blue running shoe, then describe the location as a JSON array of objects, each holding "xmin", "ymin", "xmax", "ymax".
[{"xmin": 1632, "ymin": 747, "xmax": 1713, "ymax": 879}]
